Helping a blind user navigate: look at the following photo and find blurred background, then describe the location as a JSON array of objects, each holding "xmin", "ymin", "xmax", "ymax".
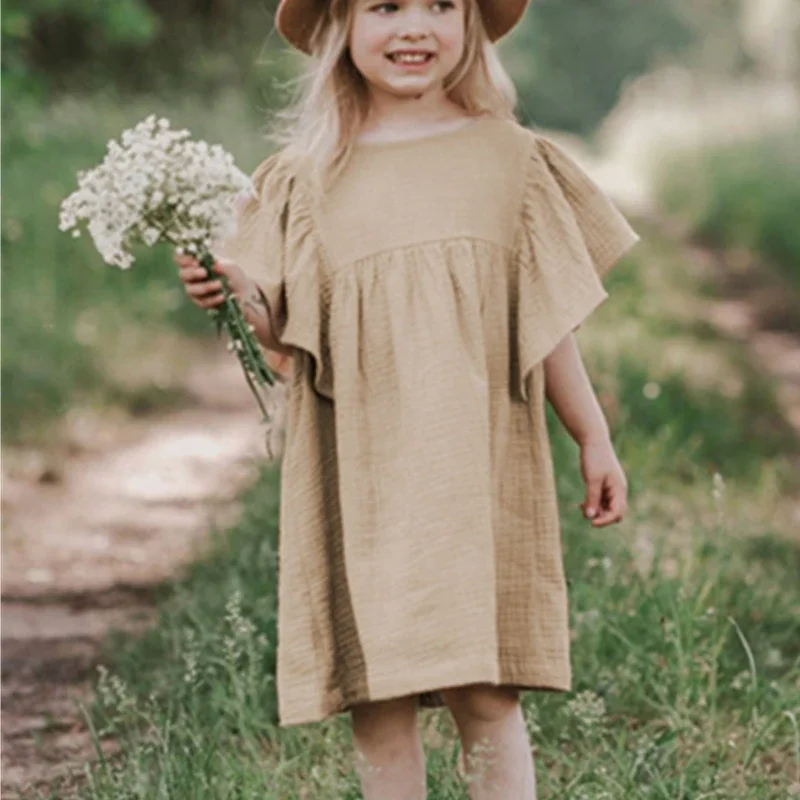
[
  {"xmin": 2, "ymin": 1, "xmax": 800, "ymax": 797},
  {"xmin": 3, "ymin": 0, "xmax": 800, "ymax": 445},
  {"xmin": 3, "ymin": 0, "xmax": 800, "ymax": 442}
]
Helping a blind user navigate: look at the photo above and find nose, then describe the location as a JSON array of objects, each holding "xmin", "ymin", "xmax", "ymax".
[{"xmin": 398, "ymin": 6, "xmax": 431, "ymax": 41}]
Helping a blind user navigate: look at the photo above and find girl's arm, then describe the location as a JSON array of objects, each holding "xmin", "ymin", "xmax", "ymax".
[
  {"xmin": 543, "ymin": 333, "xmax": 628, "ymax": 527},
  {"xmin": 543, "ymin": 333, "xmax": 608, "ymax": 446}
]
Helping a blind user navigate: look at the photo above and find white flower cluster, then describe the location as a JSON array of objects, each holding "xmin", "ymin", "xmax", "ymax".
[
  {"xmin": 565, "ymin": 689, "xmax": 607, "ymax": 731},
  {"xmin": 59, "ymin": 114, "xmax": 251, "ymax": 269}
]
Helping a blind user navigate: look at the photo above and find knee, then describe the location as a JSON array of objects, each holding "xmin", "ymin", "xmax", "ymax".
[
  {"xmin": 351, "ymin": 695, "xmax": 419, "ymax": 754},
  {"xmin": 441, "ymin": 684, "xmax": 520, "ymax": 725}
]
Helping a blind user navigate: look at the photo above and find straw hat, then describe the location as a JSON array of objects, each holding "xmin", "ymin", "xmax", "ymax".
[{"xmin": 275, "ymin": 0, "xmax": 530, "ymax": 55}]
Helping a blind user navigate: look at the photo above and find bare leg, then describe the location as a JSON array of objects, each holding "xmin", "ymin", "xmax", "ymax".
[
  {"xmin": 350, "ymin": 695, "xmax": 427, "ymax": 800},
  {"xmin": 441, "ymin": 684, "xmax": 536, "ymax": 800}
]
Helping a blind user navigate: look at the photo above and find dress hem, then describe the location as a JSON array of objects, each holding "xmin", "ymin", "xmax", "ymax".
[{"xmin": 277, "ymin": 661, "xmax": 571, "ymax": 727}]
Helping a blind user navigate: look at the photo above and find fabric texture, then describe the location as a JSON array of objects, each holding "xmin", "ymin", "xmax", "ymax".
[{"xmin": 222, "ymin": 117, "xmax": 640, "ymax": 727}]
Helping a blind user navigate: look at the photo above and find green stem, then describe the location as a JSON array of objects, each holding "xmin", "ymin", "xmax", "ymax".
[{"xmin": 162, "ymin": 233, "xmax": 278, "ymax": 424}]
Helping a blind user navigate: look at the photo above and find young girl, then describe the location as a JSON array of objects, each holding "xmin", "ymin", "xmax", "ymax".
[{"xmin": 177, "ymin": 0, "xmax": 639, "ymax": 795}]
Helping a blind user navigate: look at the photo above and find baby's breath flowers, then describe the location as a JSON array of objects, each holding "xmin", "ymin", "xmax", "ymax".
[{"xmin": 59, "ymin": 115, "xmax": 281, "ymax": 438}]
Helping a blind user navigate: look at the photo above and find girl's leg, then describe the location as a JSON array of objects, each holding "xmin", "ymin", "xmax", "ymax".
[
  {"xmin": 440, "ymin": 684, "xmax": 536, "ymax": 800},
  {"xmin": 350, "ymin": 695, "xmax": 427, "ymax": 800}
]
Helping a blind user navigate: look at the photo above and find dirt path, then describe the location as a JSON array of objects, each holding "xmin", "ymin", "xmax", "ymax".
[{"xmin": 1, "ymin": 343, "xmax": 269, "ymax": 797}]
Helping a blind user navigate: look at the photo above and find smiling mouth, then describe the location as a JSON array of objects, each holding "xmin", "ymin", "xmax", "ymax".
[{"xmin": 386, "ymin": 52, "xmax": 435, "ymax": 65}]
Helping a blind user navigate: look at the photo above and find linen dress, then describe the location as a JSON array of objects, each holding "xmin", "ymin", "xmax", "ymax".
[{"xmin": 223, "ymin": 116, "xmax": 640, "ymax": 727}]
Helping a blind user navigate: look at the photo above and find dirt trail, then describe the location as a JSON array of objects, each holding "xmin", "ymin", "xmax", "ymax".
[{"xmin": 2, "ymin": 343, "xmax": 268, "ymax": 796}]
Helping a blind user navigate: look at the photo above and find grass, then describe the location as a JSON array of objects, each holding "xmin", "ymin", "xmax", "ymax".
[
  {"xmin": 63, "ymin": 467, "xmax": 798, "ymax": 799},
  {"xmin": 23, "ymin": 216, "xmax": 799, "ymax": 799},
  {"xmin": 1, "ymin": 88, "xmax": 282, "ymax": 446},
  {"xmin": 653, "ymin": 127, "xmax": 800, "ymax": 293}
]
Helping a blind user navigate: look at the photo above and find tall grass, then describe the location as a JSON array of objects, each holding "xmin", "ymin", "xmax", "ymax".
[
  {"xmin": 653, "ymin": 128, "xmax": 800, "ymax": 292},
  {"xmin": 25, "ymin": 221, "xmax": 799, "ymax": 799},
  {"xmin": 1, "ymin": 90, "xmax": 280, "ymax": 444}
]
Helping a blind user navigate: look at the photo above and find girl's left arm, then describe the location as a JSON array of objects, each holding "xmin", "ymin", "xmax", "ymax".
[{"xmin": 543, "ymin": 333, "xmax": 628, "ymax": 527}]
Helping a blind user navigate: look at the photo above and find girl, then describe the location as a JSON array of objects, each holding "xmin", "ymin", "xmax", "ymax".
[{"xmin": 177, "ymin": 0, "xmax": 639, "ymax": 796}]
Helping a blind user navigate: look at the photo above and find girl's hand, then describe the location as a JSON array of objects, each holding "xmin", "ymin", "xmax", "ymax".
[
  {"xmin": 173, "ymin": 251, "xmax": 251, "ymax": 310},
  {"xmin": 579, "ymin": 437, "xmax": 628, "ymax": 527}
]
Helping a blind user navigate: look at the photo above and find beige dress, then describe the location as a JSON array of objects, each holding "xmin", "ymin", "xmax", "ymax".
[{"xmin": 224, "ymin": 116, "xmax": 640, "ymax": 727}]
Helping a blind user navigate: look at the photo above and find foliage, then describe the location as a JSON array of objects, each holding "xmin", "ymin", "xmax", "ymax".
[
  {"xmin": 1, "ymin": 0, "xmax": 160, "ymax": 99},
  {"xmin": 2, "ymin": 0, "xmax": 741, "ymax": 137},
  {"xmin": 502, "ymin": 0, "xmax": 698, "ymax": 135},
  {"xmin": 654, "ymin": 129, "xmax": 800, "ymax": 292},
  {"xmin": 1, "ymin": 0, "xmax": 291, "ymax": 104}
]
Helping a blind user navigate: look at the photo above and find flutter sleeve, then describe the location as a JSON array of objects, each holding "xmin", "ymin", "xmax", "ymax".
[
  {"xmin": 218, "ymin": 152, "xmax": 295, "ymax": 342},
  {"xmin": 217, "ymin": 150, "xmax": 333, "ymax": 400},
  {"xmin": 513, "ymin": 132, "xmax": 640, "ymax": 401}
]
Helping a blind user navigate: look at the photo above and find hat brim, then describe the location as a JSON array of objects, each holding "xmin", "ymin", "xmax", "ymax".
[{"xmin": 276, "ymin": 0, "xmax": 529, "ymax": 56}]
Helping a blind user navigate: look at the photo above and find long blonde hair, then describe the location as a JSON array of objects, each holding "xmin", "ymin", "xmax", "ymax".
[{"xmin": 266, "ymin": 0, "xmax": 519, "ymax": 196}]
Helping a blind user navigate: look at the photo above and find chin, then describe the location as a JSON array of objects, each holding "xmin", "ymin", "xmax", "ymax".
[
  {"xmin": 389, "ymin": 82, "xmax": 436, "ymax": 95},
  {"xmin": 381, "ymin": 76, "xmax": 441, "ymax": 95}
]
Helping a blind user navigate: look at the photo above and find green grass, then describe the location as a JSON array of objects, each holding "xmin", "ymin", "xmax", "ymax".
[
  {"xmin": 24, "ymin": 216, "xmax": 799, "ymax": 799},
  {"xmin": 1, "ymin": 89, "xmax": 281, "ymax": 445},
  {"xmin": 653, "ymin": 128, "xmax": 800, "ymax": 292},
  {"xmin": 57, "ymin": 466, "xmax": 798, "ymax": 799},
  {"xmin": 574, "ymin": 227, "xmax": 798, "ymax": 493}
]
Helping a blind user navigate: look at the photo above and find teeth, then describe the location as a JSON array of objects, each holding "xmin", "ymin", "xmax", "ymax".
[{"xmin": 391, "ymin": 53, "xmax": 430, "ymax": 63}]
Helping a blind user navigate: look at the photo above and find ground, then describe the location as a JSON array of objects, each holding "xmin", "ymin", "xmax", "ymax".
[{"xmin": 2, "ymin": 345, "xmax": 267, "ymax": 795}]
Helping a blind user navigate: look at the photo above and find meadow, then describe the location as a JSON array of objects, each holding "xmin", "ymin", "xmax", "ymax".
[{"xmin": 20, "ymin": 215, "xmax": 796, "ymax": 799}]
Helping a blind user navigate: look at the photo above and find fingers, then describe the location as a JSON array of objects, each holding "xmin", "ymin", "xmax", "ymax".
[
  {"xmin": 173, "ymin": 251, "xmax": 225, "ymax": 308},
  {"xmin": 581, "ymin": 478, "xmax": 604, "ymax": 522},
  {"xmin": 174, "ymin": 252, "xmax": 201, "ymax": 269},
  {"xmin": 589, "ymin": 476, "xmax": 628, "ymax": 528},
  {"xmin": 187, "ymin": 280, "xmax": 225, "ymax": 301},
  {"xmin": 174, "ymin": 253, "xmax": 207, "ymax": 277}
]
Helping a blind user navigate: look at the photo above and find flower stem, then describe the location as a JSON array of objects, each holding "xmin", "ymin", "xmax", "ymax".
[
  {"xmin": 164, "ymin": 233, "xmax": 278, "ymax": 425},
  {"xmin": 197, "ymin": 250, "xmax": 277, "ymax": 422}
]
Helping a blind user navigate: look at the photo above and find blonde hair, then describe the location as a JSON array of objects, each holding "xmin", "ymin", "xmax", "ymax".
[{"xmin": 266, "ymin": 0, "xmax": 519, "ymax": 196}]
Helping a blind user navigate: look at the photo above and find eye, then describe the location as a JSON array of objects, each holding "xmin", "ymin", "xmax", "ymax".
[{"xmin": 370, "ymin": 0, "xmax": 455, "ymax": 12}]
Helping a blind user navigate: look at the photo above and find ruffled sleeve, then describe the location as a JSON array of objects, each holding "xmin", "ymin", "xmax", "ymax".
[
  {"xmin": 512, "ymin": 133, "xmax": 640, "ymax": 401},
  {"xmin": 218, "ymin": 151, "xmax": 334, "ymax": 400},
  {"xmin": 219, "ymin": 152, "xmax": 294, "ymax": 343}
]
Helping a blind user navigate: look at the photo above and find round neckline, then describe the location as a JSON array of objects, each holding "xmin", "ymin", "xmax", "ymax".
[{"xmin": 353, "ymin": 115, "xmax": 496, "ymax": 150}]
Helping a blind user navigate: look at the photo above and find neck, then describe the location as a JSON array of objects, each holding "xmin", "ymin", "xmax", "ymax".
[{"xmin": 363, "ymin": 86, "xmax": 465, "ymax": 131}]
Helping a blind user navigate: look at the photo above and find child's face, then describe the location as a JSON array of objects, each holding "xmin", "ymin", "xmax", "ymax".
[{"xmin": 349, "ymin": 0, "xmax": 465, "ymax": 104}]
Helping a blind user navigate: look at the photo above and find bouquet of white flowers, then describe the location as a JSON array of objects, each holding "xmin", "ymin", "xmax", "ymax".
[{"xmin": 59, "ymin": 115, "xmax": 283, "ymax": 447}]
